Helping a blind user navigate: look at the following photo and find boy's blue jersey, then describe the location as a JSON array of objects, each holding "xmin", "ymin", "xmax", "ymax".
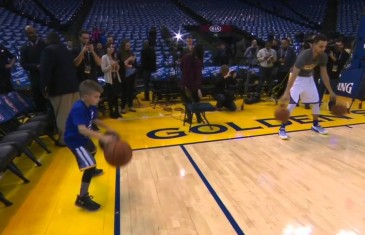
[{"xmin": 64, "ymin": 100, "xmax": 97, "ymax": 148}]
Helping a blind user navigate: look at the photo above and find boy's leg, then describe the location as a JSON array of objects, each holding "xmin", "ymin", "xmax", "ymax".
[
  {"xmin": 75, "ymin": 166, "xmax": 101, "ymax": 211},
  {"xmin": 70, "ymin": 144, "xmax": 101, "ymax": 211}
]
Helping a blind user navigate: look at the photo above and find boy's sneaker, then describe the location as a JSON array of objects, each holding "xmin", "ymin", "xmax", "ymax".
[
  {"xmin": 278, "ymin": 128, "xmax": 288, "ymax": 140},
  {"xmin": 92, "ymin": 168, "xmax": 103, "ymax": 177},
  {"xmin": 75, "ymin": 194, "xmax": 101, "ymax": 211},
  {"xmin": 311, "ymin": 125, "xmax": 328, "ymax": 135}
]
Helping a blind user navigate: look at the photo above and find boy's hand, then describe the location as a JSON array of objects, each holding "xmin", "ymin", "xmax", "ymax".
[{"xmin": 99, "ymin": 131, "xmax": 120, "ymax": 149}]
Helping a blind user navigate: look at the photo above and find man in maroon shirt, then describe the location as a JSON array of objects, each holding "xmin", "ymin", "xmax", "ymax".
[{"xmin": 180, "ymin": 44, "xmax": 204, "ymax": 123}]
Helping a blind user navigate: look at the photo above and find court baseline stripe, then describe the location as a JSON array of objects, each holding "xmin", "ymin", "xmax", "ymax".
[
  {"xmin": 114, "ymin": 167, "xmax": 121, "ymax": 235},
  {"xmin": 180, "ymin": 145, "xmax": 245, "ymax": 235}
]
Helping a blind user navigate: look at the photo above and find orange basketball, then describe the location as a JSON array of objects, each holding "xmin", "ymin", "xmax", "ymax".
[
  {"xmin": 331, "ymin": 103, "xmax": 348, "ymax": 116},
  {"xmin": 274, "ymin": 106, "xmax": 290, "ymax": 123},
  {"xmin": 104, "ymin": 140, "xmax": 133, "ymax": 167}
]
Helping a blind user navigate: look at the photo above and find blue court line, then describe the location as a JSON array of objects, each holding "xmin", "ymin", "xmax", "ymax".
[
  {"xmin": 180, "ymin": 145, "xmax": 245, "ymax": 235},
  {"xmin": 114, "ymin": 167, "xmax": 121, "ymax": 235}
]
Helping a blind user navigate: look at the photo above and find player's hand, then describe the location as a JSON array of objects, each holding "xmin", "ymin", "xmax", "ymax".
[
  {"xmin": 279, "ymin": 91, "xmax": 290, "ymax": 105},
  {"xmin": 329, "ymin": 92, "xmax": 337, "ymax": 104}
]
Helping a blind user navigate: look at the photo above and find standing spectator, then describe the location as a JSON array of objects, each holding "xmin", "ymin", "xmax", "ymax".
[
  {"xmin": 180, "ymin": 44, "xmax": 204, "ymax": 124},
  {"xmin": 277, "ymin": 38, "xmax": 296, "ymax": 84},
  {"xmin": 0, "ymin": 44, "xmax": 16, "ymax": 93},
  {"xmin": 40, "ymin": 32, "xmax": 80, "ymax": 146},
  {"xmin": 99, "ymin": 29, "xmax": 107, "ymax": 46},
  {"xmin": 73, "ymin": 29, "xmax": 101, "ymax": 84},
  {"xmin": 20, "ymin": 25, "xmax": 47, "ymax": 112},
  {"xmin": 257, "ymin": 41, "xmax": 277, "ymax": 97},
  {"xmin": 318, "ymin": 40, "xmax": 349, "ymax": 109},
  {"xmin": 119, "ymin": 39, "xmax": 137, "ymax": 113},
  {"xmin": 101, "ymin": 43, "xmax": 121, "ymax": 119},
  {"xmin": 148, "ymin": 27, "xmax": 157, "ymax": 48},
  {"xmin": 244, "ymin": 39, "xmax": 259, "ymax": 66},
  {"xmin": 66, "ymin": 40, "xmax": 73, "ymax": 51},
  {"xmin": 213, "ymin": 42, "xmax": 230, "ymax": 66},
  {"xmin": 234, "ymin": 37, "xmax": 246, "ymax": 65},
  {"xmin": 140, "ymin": 41, "xmax": 156, "ymax": 101},
  {"xmin": 91, "ymin": 26, "xmax": 100, "ymax": 43},
  {"xmin": 182, "ymin": 36, "xmax": 194, "ymax": 56}
]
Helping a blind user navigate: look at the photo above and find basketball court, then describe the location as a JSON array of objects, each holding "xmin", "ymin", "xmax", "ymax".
[{"xmin": 0, "ymin": 96, "xmax": 364, "ymax": 235}]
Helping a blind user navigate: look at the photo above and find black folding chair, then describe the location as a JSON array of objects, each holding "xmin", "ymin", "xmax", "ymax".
[
  {"xmin": 0, "ymin": 144, "xmax": 30, "ymax": 206},
  {"xmin": 182, "ymin": 88, "xmax": 216, "ymax": 132}
]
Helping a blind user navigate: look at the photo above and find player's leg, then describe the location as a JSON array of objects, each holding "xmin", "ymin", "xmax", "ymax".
[
  {"xmin": 278, "ymin": 77, "xmax": 303, "ymax": 139},
  {"xmin": 300, "ymin": 77, "xmax": 328, "ymax": 134}
]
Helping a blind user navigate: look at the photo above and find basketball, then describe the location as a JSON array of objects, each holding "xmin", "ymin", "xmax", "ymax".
[
  {"xmin": 104, "ymin": 140, "xmax": 133, "ymax": 167},
  {"xmin": 331, "ymin": 103, "xmax": 348, "ymax": 116},
  {"xmin": 274, "ymin": 106, "xmax": 290, "ymax": 123}
]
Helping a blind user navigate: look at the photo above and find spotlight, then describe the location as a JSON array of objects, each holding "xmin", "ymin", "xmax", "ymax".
[{"xmin": 173, "ymin": 30, "xmax": 182, "ymax": 41}]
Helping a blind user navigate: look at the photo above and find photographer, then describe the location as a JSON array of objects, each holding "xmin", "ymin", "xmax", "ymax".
[
  {"xmin": 213, "ymin": 65, "xmax": 237, "ymax": 111},
  {"xmin": 73, "ymin": 30, "xmax": 101, "ymax": 84},
  {"xmin": 257, "ymin": 40, "xmax": 277, "ymax": 97},
  {"xmin": 318, "ymin": 40, "xmax": 349, "ymax": 109}
]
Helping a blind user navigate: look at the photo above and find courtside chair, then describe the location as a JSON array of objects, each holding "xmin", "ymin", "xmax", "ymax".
[
  {"xmin": 182, "ymin": 89, "xmax": 216, "ymax": 132},
  {"xmin": 0, "ymin": 144, "xmax": 30, "ymax": 206}
]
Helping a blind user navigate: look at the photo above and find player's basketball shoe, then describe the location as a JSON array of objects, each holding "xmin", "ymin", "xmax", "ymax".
[
  {"xmin": 92, "ymin": 168, "xmax": 103, "ymax": 177},
  {"xmin": 278, "ymin": 128, "xmax": 288, "ymax": 140},
  {"xmin": 311, "ymin": 125, "xmax": 328, "ymax": 135},
  {"xmin": 75, "ymin": 193, "xmax": 100, "ymax": 211}
]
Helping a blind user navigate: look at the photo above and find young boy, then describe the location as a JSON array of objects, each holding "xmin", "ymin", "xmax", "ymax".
[{"xmin": 64, "ymin": 80, "xmax": 116, "ymax": 211}]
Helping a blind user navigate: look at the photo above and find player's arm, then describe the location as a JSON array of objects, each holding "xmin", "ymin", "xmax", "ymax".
[
  {"xmin": 281, "ymin": 66, "xmax": 300, "ymax": 101},
  {"xmin": 320, "ymin": 66, "xmax": 336, "ymax": 99}
]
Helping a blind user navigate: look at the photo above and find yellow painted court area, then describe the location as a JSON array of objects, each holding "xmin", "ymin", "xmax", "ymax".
[
  {"xmin": 0, "ymin": 95, "xmax": 364, "ymax": 235},
  {"xmin": 107, "ymin": 96, "xmax": 365, "ymax": 149}
]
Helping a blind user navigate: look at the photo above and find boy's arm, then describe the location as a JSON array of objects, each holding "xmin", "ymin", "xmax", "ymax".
[
  {"xmin": 93, "ymin": 119, "xmax": 114, "ymax": 132},
  {"xmin": 78, "ymin": 124, "xmax": 115, "ymax": 144},
  {"xmin": 78, "ymin": 125, "xmax": 104, "ymax": 139}
]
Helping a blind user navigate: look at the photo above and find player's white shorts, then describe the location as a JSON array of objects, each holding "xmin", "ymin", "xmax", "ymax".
[{"xmin": 290, "ymin": 76, "xmax": 319, "ymax": 104}]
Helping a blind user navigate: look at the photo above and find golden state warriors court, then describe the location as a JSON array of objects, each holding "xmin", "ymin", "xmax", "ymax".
[{"xmin": 1, "ymin": 95, "xmax": 365, "ymax": 235}]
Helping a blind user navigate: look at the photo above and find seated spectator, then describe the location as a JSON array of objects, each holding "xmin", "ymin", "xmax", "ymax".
[{"xmin": 213, "ymin": 65, "xmax": 237, "ymax": 111}]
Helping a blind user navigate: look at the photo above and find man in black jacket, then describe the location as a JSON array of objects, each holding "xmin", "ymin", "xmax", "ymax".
[
  {"xmin": 318, "ymin": 40, "xmax": 350, "ymax": 109},
  {"xmin": 141, "ymin": 41, "xmax": 156, "ymax": 101},
  {"xmin": 20, "ymin": 25, "xmax": 47, "ymax": 111},
  {"xmin": 40, "ymin": 32, "xmax": 80, "ymax": 146},
  {"xmin": 213, "ymin": 65, "xmax": 237, "ymax": 111}
]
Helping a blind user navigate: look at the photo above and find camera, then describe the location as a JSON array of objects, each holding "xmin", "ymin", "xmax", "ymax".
[{"xmin": 327, "ymin": 43, "xmax": 336, "ymax": 52}]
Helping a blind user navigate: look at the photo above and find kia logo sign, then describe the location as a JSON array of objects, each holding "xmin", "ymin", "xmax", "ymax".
[{"xmin": 209, "ymin": 25, "xmax": 222, "ymax": 33}]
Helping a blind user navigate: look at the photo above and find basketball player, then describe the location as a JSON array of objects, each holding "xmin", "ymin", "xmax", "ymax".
[
  {"xmin": 279, "ymin": 34, "xmax": 336, "ymax": 140},
  {"xmin": 64, "ymin": 80, "xmax": 117, "ymax": 211}
]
